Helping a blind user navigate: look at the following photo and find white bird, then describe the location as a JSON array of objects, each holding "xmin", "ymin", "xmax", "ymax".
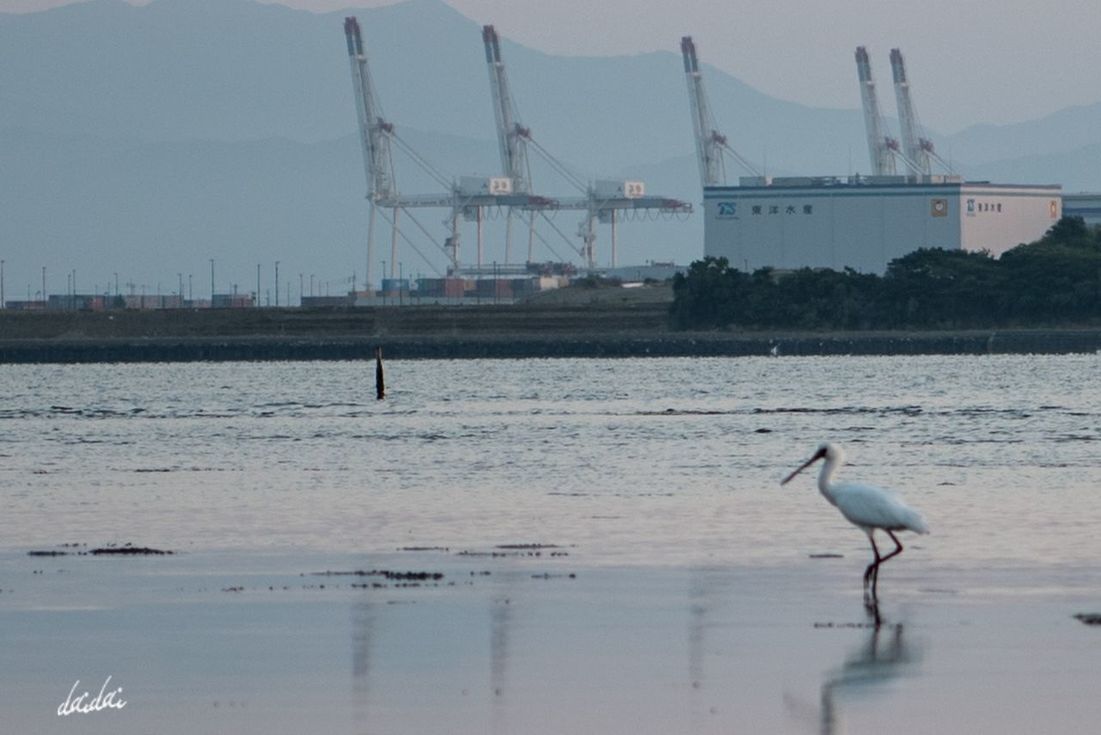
[{"xmin": 781, "ymin": 442, "xmax": 929, "ymax": 601}]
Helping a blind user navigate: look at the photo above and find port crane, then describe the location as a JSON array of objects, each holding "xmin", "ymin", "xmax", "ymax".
[
  {"xmin": 854, "ymin": 46, "xmax": 899, "ymax": 176},
  {"xmin": 483, "ymin": 25, "xmax": 531, "ymax": 196},
  {"xmin": 480, "ymin": 25, "xmax": 691, "ymax": 270},
  {"xmin": 482, "ymin": 24, "xmax": 535, "ymax": 265},
  {"xmin": 889, "ymin": 48, "xmax": 954, "ymax": 176},
  {"xmin": 680, "ymin": 36, "xmax": 761, "ymax": 188},
  {"xmin": 344, "ymin": 17, "xmax": 550, "ymax": 284}
]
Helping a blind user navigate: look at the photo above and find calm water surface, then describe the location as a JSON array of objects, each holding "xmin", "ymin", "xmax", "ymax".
[
  {"xmin": 2, "ymin": 355, "xmax": 1101, "ymax": 734},
  {"xmin": 2, "ymin": 354, "xmax": 1099, "ymax": 569}
]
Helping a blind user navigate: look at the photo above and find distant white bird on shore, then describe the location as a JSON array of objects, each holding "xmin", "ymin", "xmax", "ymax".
[{"xmin": 782, "ymin": 442, "xmax": 928, "ymax": 601}]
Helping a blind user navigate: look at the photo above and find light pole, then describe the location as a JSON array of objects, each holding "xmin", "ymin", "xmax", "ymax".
[
  {"xmin": 274, "ymin": 261, "xmax": 280, "ymax": 307},
  {"xmin": 1, "ymin": 259, "xmax": 5, "ymax": 309},
  {"xmin": 41, "ymin": 266, "xmax": 46, "ymax": 306},
  {"xmin": 209, "ymin": 259, "xmax": 215, "ymax": 304},
  {"xmin": 399, "ymin": 261, "xmax": 403, "ymax": 306},
  {"xmin": 256, "ymin": 264, "xmax": 261, "ymax": 308}
]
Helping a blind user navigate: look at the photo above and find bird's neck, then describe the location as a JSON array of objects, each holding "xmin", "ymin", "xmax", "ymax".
[{"xmin": 817, "ymin": 458, "xmax": 840, "ymax": 505}]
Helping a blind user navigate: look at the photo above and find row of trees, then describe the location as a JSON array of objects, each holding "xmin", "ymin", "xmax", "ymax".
[{"xmin": 670, "ymin": 217, "xmax": 1101, "ymax": 330}]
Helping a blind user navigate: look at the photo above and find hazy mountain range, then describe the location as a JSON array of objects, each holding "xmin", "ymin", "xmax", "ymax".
[{"xmin": 2, "ymin": 0, "xmax": 1099, "ymax": 294}]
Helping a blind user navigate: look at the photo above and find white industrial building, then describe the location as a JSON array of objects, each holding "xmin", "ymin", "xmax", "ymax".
[
  {"xmin": 682, "ymin": 40, "xmax": 1065, "ymax": 275},
  {"xmin": 704, "ymin": 176, "xmax": 1062, "ymax": 274}
]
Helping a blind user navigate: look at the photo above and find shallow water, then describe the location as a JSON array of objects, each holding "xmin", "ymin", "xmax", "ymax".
[
  {"xmin": 1, "ymin": 355, "xmax": 1100, "ymax": 568},
  {"xmin": 2, "ymin": 355, "xmax": 1101, "ymax": 734}
]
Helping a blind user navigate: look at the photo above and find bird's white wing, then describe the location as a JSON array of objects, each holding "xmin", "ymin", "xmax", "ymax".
[{"xmin": 832, "ymin": 482, "xmax": 929, "ymax": 534}]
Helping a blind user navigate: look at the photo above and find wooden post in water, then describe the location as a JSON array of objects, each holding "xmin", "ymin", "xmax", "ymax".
[{"xmin": 375, "ymin": 346, "xmax": 385, "ymax": 400}]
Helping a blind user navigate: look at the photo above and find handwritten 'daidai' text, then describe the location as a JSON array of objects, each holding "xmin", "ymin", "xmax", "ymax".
[{"xmin": 57, "ymin": 677, "xmax": 127, "ymax": 716}]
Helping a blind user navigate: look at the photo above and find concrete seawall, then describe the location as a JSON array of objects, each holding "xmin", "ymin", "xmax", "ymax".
[
  {"xmin": 2, "ymin": 304, "xmax": 1100, "ymax": 362},
  {"xmin": 2, "ymin": 330, "xmax": 1101, "ymax": 363}
]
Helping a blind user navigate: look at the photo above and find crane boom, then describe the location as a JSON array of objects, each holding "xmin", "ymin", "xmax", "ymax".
[
  {"xmin": 681, "ymin": 36, "xmax": 760, "ymax": 187},
  {"xmin": 483, "ymin": 25, "xmax": 531, "ymax": 194},
  {"xmin": 344, "ymin": 17, "xmax": 396, "ymax": 203},
  {"xmin": 891, "ymin": 48, "xmax": 940, "ymax": 177},
  {"xmin": 854, "ymin": 46, "xmax": 896, "ymax": 176},
  {"xmin": 344, "ymin": 20, "xmax": 373, "ymax": 193},
  {"xmin": 885, "ymin": 48, "xmax": 929, "ymax": 174},
  {"xmin": 345, "ymin": 16, "xmax": 398, "ymax": 289},
  {"xmin": 681, "ymin": 36, "xmax": 724, "ymax": 187}
]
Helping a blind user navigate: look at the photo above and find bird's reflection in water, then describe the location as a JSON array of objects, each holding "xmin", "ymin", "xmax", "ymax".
[
  {"xmin": 351, "ymin": 602, "xmax": 374, "ymax": 733},
  {"xmin": 687, "ymin": 570, "xmax": 735, "ymax": 731},
  {"xmin": 688, "ymin": 573, "xmax": 708, "ymax": 689},
  {"xmin": 788, "ymin": 602, "xmax": 923, "ymax": 735},
  {"xmin": 490, "ymin": 572, "xmax": 520, "ymax": 735},
  {"xmin": 490, "ymin": 597, "xmax": 512, "ymax": 734}
]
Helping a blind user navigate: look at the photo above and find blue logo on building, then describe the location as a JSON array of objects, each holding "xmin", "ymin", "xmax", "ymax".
[{"xmin": 717, "ymin": 202, "xmax": 737, "ymax": 218}]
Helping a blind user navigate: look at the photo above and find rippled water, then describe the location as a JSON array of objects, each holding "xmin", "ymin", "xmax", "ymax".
[{"xmin": 2, "ymin": 355, "xmax": 1100, "ymax": 568}]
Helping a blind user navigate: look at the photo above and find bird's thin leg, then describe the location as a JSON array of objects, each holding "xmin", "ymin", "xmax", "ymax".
[
  {"xmin": 871, "ymin": 531, "xmax": 905, "ymax": 599},
  {"xmin": 864, "ymin": 532, "xmax": 882, "ymax": 602},
  {"xmin": 880, "ymin": 531, "xmax": 905, "ymax": 564}
]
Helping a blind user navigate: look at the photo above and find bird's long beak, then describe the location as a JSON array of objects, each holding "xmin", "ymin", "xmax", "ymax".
[{"xmin": 781, "ymin": 450, "xmax": 825, "ymax": 485}]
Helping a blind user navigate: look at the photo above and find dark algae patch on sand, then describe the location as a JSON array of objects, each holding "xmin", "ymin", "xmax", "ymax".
[
  {"xmin": 90, "ymin": 546, "xmax": 174, "ymax": 555},
  {"xmin": 312, "ymin": 570, "xmax": 444, "ymax": 581},
  {"xmin": 29, "ymin": 544, "xmax": 173, "ymax": 556},
  {"xmin": 1074, "ymin": 613, "xmax": 1101, "ymax": 626}
]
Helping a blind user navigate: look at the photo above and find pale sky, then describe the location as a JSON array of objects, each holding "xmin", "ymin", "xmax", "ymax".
[{"xmin": 5, "ymin": 0, "xmax": 1101, "ymax": 133}]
